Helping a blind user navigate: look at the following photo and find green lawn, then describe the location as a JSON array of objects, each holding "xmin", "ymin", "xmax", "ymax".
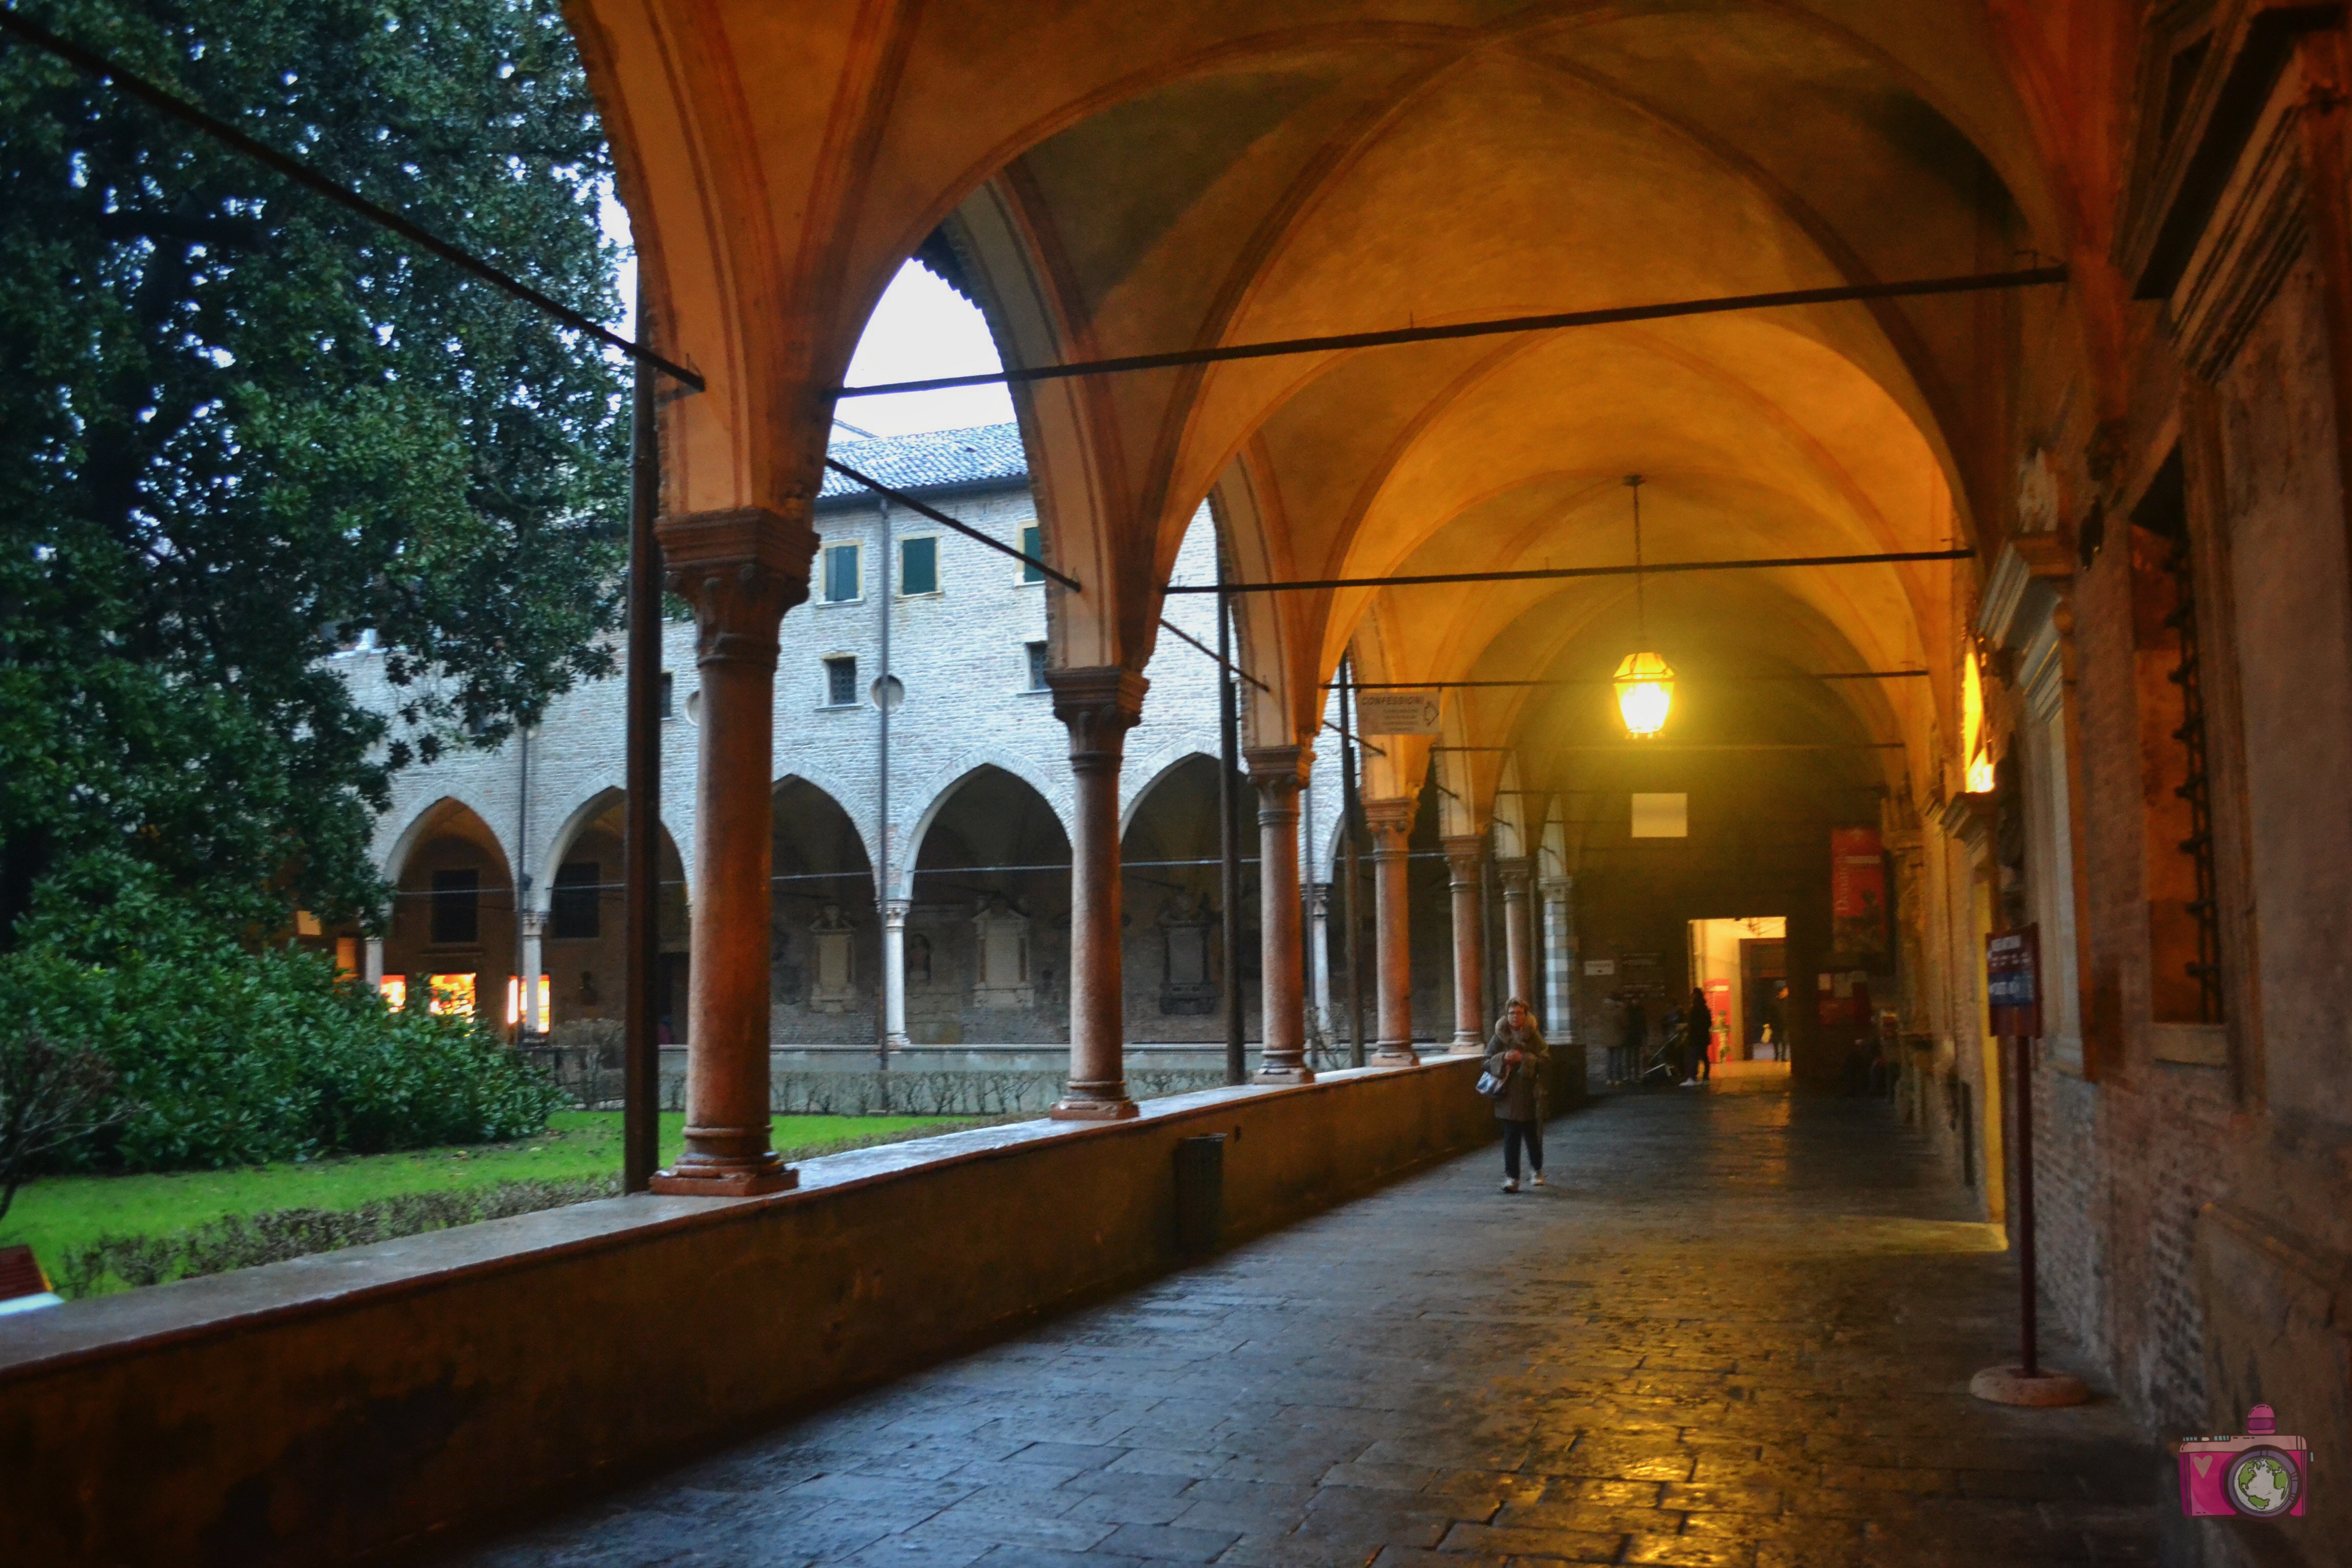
[{"xmin": 2, "ymin": 1112, "xmax": 970, "ymax": 1282}]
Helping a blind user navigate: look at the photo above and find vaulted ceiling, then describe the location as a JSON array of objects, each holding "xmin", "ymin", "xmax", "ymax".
[{"xmin": 578, "ymin": 0, "xmax": 2131, "ymax": 823}]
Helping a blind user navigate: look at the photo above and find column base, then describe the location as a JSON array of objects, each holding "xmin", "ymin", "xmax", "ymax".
[
  {"xmin": 1969, "ymin": 1366, "xmax": 2089, "ymax": 1407},
  {"xmin": 1450, "ymin": 1033, "xmax": 1486, "ymax": 1055},
  {"xmin": 884, "ymin": 1032, "xmax": 912, "ymax": 1051},
  {"xmin": 649, "ymin": 1161, "xmax": 798, "ymax": 1197},
  {"xmin": 1253, "ymin": 1061, "xmax": 1315, "ymax": 1085},
  {"xmin": 1050, "ymin": 1095, "xmax": 1140, "ymax": 1121},
  {"xmin": 1373, "ymin": 1043, "xmax": 1420, "ymax": 1065}
]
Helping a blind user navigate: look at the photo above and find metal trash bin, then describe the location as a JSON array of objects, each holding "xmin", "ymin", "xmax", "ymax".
[{"xmin": 1173, "ymin": 1134, "xmax": 1226, "ymax": 1256}]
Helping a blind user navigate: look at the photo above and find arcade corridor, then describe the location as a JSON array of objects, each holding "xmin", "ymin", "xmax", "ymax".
[{"xmin": 448, "ymin": 1081, "xmax": 2162, "ymax": 1568}]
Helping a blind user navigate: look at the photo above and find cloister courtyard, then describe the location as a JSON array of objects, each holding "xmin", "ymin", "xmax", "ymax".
[{"xmin": 4, "ymin": 4, "xmax": 2349, "ymax": 1567}]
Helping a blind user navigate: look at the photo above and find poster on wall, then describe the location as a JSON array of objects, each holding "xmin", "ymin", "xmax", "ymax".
[{"xmin": 1830, "ymin": 826, "xmax": 1889, "ymax": 963}]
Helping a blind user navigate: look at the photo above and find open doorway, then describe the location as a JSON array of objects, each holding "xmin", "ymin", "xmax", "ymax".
[{"xmin": 1687, "ymin": 917, "xmax": 1790, "ymax": 1077}]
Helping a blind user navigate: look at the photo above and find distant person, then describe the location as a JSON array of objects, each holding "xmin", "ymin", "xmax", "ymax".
[
  {"xmin": 1683, "ymin": 988, "xmax": 1712, "ymax": 1083},
  {"xmin": 1485, "ymin": 997, "xmax": 1549, "ymax": 1193}
]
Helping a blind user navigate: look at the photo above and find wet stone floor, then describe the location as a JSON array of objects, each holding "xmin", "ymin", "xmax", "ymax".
[{"xmin": 449, "ymin": 1077, "xmax": 2166, "ymax": 1567}]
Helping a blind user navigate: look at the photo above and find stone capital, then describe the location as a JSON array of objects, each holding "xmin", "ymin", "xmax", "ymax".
[
  {"xmin": 659, "ymin": 505, "xmax": 819, "ymax": 665},
  {"xmin": 1361, "ymin": 796, "xmax": 1416, "ymax": 844},
  {"xmin": 1245, "ymin": 745, "xmax": 1310, "ymax": 817},
  {"xmin": 1044, "ymin": 666, "xmax": 1148, "ymax": 763},
  {"xmin": 884, "ymin": 898, "xmax": 909, "ymax": 925},
  {"xmin": 1496, "ymin": 856, "xmax": 1532, "ymax": 895},
  {"xmin": 1441, "ymin": 833, "xmax": 1486, "ymax": 880},
  {"xmin": 1243, "ymin": 744, "xmax": 1311, "ymax": 789},
  {"xmin": 518, "ymin": 909, "xmax": 547, "ymax": 939},
  {"xmin": 1539, "ymin": 876, "xmax": 1572, "ymax": 900}
]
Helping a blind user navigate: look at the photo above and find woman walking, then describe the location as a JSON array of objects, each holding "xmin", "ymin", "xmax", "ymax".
[{"xmin": 1485, "ymin": 996, "xmax": 1550, "ymax": 1193}]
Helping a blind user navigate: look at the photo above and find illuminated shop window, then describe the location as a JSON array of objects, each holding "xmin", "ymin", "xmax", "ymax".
[
  {"xmin": 504, "ymin": 974, "xmax": 551, "ymax": 1026},
  {"xmin": 427, "ymin": 973, "xmax": 478, "ymax": 1016},
  {"xmin": 379, "ymin": 975, "xmax": 408, "ymax": 1011}
]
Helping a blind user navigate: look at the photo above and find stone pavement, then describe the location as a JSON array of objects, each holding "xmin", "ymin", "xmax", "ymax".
[{"xmin": 447, "ymin": 1078, "xmax": 2166, "ymax": 1567}]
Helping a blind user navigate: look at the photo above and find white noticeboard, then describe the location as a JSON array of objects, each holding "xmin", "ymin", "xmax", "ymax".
[
  {"xmin": 1355, "ymin": 690, "xmax": 1443, "ymax": 734},
  {"xmin": 1630, "ymin": 792, "xmax": 1689, "ymax": 838}
]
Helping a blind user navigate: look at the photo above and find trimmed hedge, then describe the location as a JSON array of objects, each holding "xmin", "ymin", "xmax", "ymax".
[{"xmin": 2, "ymin": 924, "xmax": 564, "ymax": 1172}]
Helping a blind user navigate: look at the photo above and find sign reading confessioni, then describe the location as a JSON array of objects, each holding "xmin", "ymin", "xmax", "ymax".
[{"xmin": 1355, "ymin": 690, "xmax": 1443, "ymax": 734}]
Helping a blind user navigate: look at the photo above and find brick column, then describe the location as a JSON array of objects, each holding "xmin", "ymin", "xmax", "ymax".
[
  {"xmin": 652, "ymin": 506, "xmax": 814, "ymax": 1196},
  {"xmin": 1047, "ymin": 667, "xmax": 1148, "ymax": 1119},
  {"xmin": 1247, "ymin": 746, "xmax": 1313, "ymax": 1084},
  {"xmin": 1443, "ymin": 834, "xmax": 1487, "ymax": 1053},
  {"xmin": 1498, "ymin": 858, "xmax": 1534, "ymax": 1009},
  {"xmin": 1364, "ymin": 797, "xmax": 1417, "ymax": 1064}
]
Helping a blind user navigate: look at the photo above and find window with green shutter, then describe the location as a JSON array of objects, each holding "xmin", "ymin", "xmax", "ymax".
[{"xmin": 899, "ymin": 536, "xmax": 939, "ymax": 596}]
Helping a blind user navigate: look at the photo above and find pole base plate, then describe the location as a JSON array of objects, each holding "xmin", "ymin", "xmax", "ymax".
[{"xmin": 1970, "ymin": 1365, "xmax": 2089, "ymax": 1407}]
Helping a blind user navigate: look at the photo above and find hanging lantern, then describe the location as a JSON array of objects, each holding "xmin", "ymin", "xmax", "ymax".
[
  {"xmin": 1614, "ymin": 475, "xmax": 1672, "ymax": 738},
  {"xmin": 1615, "ymin": 650, "xmax": 1675, "ymax": 738}
]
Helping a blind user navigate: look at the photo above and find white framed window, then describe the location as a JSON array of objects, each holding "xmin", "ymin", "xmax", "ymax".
[
  {"xmin": 898, "ymin": 536, "xmax": 940, "ymax": 597},
  {"xmin": 823, "ymin": 655, "xmax": 859, "ymax": 707},
  {"xmin": 1018, "ymin": 523, "xmax": 1046, "ymax": 584},
  {"xmin": 820, "ymin": 540, "xmax": 862, "ymax": 604}
]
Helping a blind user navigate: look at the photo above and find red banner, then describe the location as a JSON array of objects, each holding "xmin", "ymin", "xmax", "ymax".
[{"xmin": 1831, "ymin": 826, "xmax": 1889, "ymax": 962}]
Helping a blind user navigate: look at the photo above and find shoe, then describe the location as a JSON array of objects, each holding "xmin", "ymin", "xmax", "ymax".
[
  {"xmin": 1531, "ymin": 1171, "xmax": 1545, "ymax": 1187},
  {"xmin": 1500, "ymin": 1179, "xmax": 1518, "ymax": 1193}
]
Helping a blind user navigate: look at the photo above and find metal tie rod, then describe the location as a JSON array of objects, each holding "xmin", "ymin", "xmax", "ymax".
[
  {"xmin": 1336, "ymin": 671, "xmax": 1929, "ymax": 689},
  {"xmin": 838, "ymin": 268, "xmax": 2067, "ymax": 397},
  {"xmin": 1167, "ymin": 547, "xmax": 1971, "ymax": 596},
  {"xmin": 0, "ymin": 8, "xmax": 703, "ymax": 392},
  {"xmin": 825, "ymin": 459, "xmax": 1077, "ymax": 590}
]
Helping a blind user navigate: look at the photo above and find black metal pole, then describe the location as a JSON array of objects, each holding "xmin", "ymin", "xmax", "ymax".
[
  {"xmin": 1218, "ymin": 563, "xmax": 1246, "ymax": 1086},
  {"xmin": 622, "ymin": 301, "xmax": 662, "ymax": 1193},
  {"xmin": 1340, "ymin": 662, "xmax": 1365, "ymax": 1069},
  {"xmin": 2014, "ymin": 1032, "xmax": 2039, "ymax": 1375},
  {"xmin": 876, "ymin": 498, "xmax": 892, "ymax": 1073}
]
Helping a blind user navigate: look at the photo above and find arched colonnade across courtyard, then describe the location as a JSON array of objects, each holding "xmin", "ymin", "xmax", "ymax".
[{"xmin": 573, "ymin": 0, "xmax": 2112, "ymax": 1194}]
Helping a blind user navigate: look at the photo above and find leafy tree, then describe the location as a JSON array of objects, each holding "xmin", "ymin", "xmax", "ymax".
[{"xmin": 0, "ymin": 0, "xmax": 626, "ymax": 948}]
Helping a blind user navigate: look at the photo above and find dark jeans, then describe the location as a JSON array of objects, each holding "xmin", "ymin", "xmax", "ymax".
[{"xmin": 1502, "ymin": 1118, "xmax": 1544, "ymax": 1180}]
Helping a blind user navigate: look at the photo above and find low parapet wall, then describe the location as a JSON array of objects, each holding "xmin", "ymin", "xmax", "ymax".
[{"xmin": 0, "ymin": 1055, "xmax": 1526, "ymax": 1567}]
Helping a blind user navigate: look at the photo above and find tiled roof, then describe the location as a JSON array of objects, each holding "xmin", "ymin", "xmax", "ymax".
[{"xmin": 819, "ymin": 423, "xmax": 1029, "ymax": 501}]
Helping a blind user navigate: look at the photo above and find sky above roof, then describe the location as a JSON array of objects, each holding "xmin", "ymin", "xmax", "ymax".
[{"xmin": 604, "ymin": 190, "xmax": 1015, "ymax": 441}]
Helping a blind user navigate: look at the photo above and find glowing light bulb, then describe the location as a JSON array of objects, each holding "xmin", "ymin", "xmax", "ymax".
[{"xmin": 1615, "ymin": 650, "xmax": 1674, "ymax": 738}]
